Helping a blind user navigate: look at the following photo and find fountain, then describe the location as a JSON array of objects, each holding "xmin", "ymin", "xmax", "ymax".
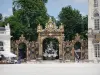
[{"xmin": 43, "ymin": 42, "xmax": 58, "ymax": 60}]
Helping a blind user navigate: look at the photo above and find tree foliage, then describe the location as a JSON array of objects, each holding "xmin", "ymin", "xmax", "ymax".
[
  {"xmin": 58, "ymin": 5, "xmax": 88, "ymax": 40},
  {"xmin": 0, "ymin": 2, "xmax": 88, "ymax": 41},
  {"xmin": 0, "ymin": 13, "xmax": 5, "ymax": 27},
  {"xmin": 13, "ymin": 0, "xmax": 49, "ymax": 27},
  {"xmin": 3, "ymin": 0, "xmax": 49, "ymax": 41},
  {"xmin": 80, "ymin": 15, "xmax": 88, "ymax": 39},
  {"xmin": 0, "ymin": 13, "xmax": 3, "ymax": 21}
]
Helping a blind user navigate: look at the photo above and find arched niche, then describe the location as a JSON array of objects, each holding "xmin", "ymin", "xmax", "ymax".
[
  {"xmin": 16, "ymin": 34, "xmax": 29, "ymax": 61},
  {"xmin": 73, "ymin": 33, "xmax": 83, "ymax": 60},
  {"xmin": 93, "ymin": 10, "xmax": 99, "ymax": 17}
]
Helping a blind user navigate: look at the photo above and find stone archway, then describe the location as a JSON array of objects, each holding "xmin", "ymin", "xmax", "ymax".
[
  {"xmin": 18, "ymin": 42, "xmax": 27, "ymax": 60},
  {"xmin": 73, "ymin": 33, "xmax": 82, "ymax": 61},
  {"xmin": 16, "ymin": 34, "xmax": 29, "ymax": 61},
  {"xmin": 37, "ymin": 18, "xmax": 64, "ymax": 60}
]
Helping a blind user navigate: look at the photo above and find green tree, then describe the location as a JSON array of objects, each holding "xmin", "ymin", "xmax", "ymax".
[
  {"xmin": 2, "ymin": 0, "xmax": 49, "ymax": 40},
  {"xmin": 82, "ymin": 15, "xmax": 88, "ymax": 32},
  {"xmin": 13, "ymin": 0, "xmax": 49, "ymax": 27},
  {"xmin": 12, "ymin": 0, "xmax": 49, "ymax": 40},
  {"xmin": 0, "ymin": 13, "xmax": 4, "ymax": 27},
  {"xmin": 4, "ymin": 15, "xmax": 25, "ymax": 40},
  {"xmin": 80, "ymin": 15, "xmax": 88, "ymax": 39},
  {"xmin": 0, "ymin": 13, "xmax": 3, "ymax": 21},
  {"xmin": 58, "ymin": 5, "xmax": 85, "ymax": 40}
]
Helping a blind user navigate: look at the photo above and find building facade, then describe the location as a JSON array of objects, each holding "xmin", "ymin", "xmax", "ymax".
[
  {"xmin": 88, "ymin": 0, "xmax": 100, "ymax": 62},
  {"xmin": 0, "ymin": 23, "xmax": 16, "ymax": 60},
  {"xmin": 0, "ymin": 23, "xmax": 11, "ymax": 52}
]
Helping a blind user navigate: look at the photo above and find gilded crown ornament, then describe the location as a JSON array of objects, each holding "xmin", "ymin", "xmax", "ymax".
[
  {"xmin": 37, "ymin": 24, "xmax": 42, "ymax": 32},
  {"xmin": 19, "ymin": 34, "xmax": 25, "ymax": 42},
  {"xmin": 37, "ymin": 17, "xmax": 64, "ymax": 33},
  {"xmin": 59, "ymin": 23, "xmax": 64, "ymax": 32}
]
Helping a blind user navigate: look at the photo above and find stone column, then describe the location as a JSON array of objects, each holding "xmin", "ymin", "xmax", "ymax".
[
  {"xmin": 16, "ymin": 44, "xmax": 19, "ymax": 60},
  {"xmin": 62, "ymin": 42, "xmax": 65, "ymax": 61},
  {"xmin": 72, "ymin": 47, "xmax": 75, "ymax": 61},
  {"xmin": 26, "ymin": 46, "xmax": 29, "ymax": 61},
  {"xmin": 59, "ymin": 44, "xmax": 61, "ymax": 57},
  {"xmin": 38, "ymin": 33, "xmax": 42, "ymax": 60},
  {"xmin": 88, "ymin": 36, "xmax": 96, "ymax": 62},
  {"xmin": 40, "ymin": 44, "xmax": 43, "ymax": 58},
  {"xmin": 59, "ymin": 36, "xmax": 63, "ymax": 61}
]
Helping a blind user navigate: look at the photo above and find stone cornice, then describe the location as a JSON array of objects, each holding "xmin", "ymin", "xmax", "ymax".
[{"xmin": 0, "ymin": 35, "xmax": 11, "ymax": 40}]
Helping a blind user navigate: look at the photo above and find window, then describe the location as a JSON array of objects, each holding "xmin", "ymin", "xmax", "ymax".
[
  {"xmin": 0, "ymin": 41, "xmax": 4, "ymax": 51},
  {"xmin": 94, "ymin": 19, "xmax": 99, "ymax": 30},
  {"xmin": 94, "ymin": 0, "xmax": 98, "ymax": 7},
  {"xmin": 94, "ymin": 44, "xmax": 100, "ymax": 57},
  {"xmin": 94, "ymin": 12, "xmax": 99, "ymax": 17}
]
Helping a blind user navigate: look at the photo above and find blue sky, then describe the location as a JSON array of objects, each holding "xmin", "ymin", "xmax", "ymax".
[{"xmin": 0, "ymin": 0, "xmax": 88, "ymax": 18}]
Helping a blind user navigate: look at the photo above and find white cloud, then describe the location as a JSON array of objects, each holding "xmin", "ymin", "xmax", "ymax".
[
  {"xmin": 8, "ymin": 8, "xmax": 12, "ymax": 14},
  {"xmin": 80, "ymin": 12, "xmax": 87, "ymax": 16},
  {"xmin": 2, "ymin": 8, "xmax": 13, "ymax": 18},
  {"xmin": 2, "ymin": 13, "xmax": 10, "ymax": 21},
  {"xmin": 2, "ymin": 13, "xmax": 10, "ymax": 17}
]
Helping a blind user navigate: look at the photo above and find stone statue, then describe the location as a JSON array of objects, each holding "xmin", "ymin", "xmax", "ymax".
[{"xmin": 75, "ymin": 33, "xmax": 80, "ymax": 41}]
